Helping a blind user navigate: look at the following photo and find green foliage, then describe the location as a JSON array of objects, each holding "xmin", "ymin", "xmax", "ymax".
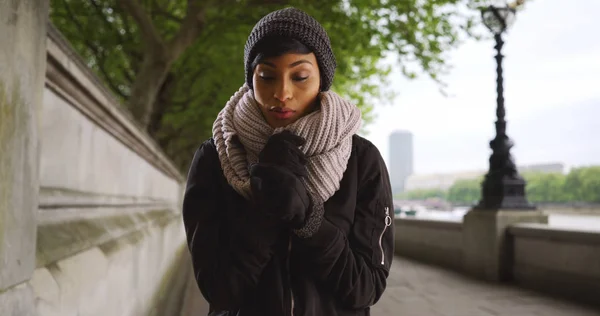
[
  {"xmin": 49, "ymin": 0, "xmax": 142, "ymax": 100},
  {"xmin": 50, "ymin": 0, "xmax": 487, "ymax": 171},
  {"xmin": 563, "ymin": 166, "xmax": 600, "ymax": 203},
  {"xmin": 402, "ymin": 166, "xmax": 600, "ymax": 204},
  {"xmin": 447, "ymin": 178, "xmax": 482, "ymax": 204},
  {"xmin": 521, "ymin": 171, "xmax": 568, "ymax": 203}
]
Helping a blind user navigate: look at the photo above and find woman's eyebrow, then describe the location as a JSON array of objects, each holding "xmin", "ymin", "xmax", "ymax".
[{"xmin": 260, "ymin": 59, "xmax": 313, "ymax": 68}]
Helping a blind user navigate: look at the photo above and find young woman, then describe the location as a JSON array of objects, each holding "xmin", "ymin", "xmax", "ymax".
[{"xmin": 182, "ymin": 7, "xmax": 394, "ymax": 316}]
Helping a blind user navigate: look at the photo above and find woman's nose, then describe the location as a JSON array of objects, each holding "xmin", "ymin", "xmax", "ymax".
[{"xmin": 274, "ymin": 80, "xmax": 292, "ymax": 102}]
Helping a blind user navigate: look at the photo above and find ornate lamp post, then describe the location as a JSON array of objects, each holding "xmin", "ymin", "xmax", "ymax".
[{"xmin": 475, "ymin": 3, "xmax": 535, "ymax": 210}]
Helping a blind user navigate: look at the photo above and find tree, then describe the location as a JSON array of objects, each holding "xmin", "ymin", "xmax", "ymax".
[
  {"xmin": 522, "ymin": 172, "xmax": 568, "ymax": 203},
  {"xmin": 401, "ymin": 166, "xmax": 600, "ymax": 205},
  {"xmin": 447, "ymin": 178, "xmax": 481, "ymax": 204},
  {"xmin": 50, "ymin": 0, "xmax": 489, "ymax": 171},
  {"xmin": 580, "ymin": 167, "xmax": 600, "ymax": 202},
  {"xmin": 564, "ymin": 166, "xmax": 600, "ymax": 203}
]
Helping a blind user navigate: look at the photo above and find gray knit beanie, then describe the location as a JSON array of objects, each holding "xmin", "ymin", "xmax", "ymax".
[{"xmin": 244, "ymin": 7, "xmax": 337, "ymax": 91}]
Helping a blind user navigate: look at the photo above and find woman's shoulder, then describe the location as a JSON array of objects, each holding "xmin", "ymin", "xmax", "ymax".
[
  {"xmin": 197, "ymin": 137, "xmax": 217, "ymax": 152},
  {"xmin": 350, "ymin": 134, "xmax": 388, "ymax": 178},
  {"xmin": 351, "ymin": 134, "xmax": 383, "ymax": 162},
  {"xmin": 189, "ymin": 138, "xmax": 220, "ymax": 172}
]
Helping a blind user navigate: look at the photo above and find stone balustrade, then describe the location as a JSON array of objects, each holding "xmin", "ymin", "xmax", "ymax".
[{"xmin": 394, "ymin": 214, "xmax": 600, "ymax": 307}]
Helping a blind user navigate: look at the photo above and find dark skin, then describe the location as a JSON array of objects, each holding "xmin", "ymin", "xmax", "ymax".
[{"xmin": 252, "ymin": 52, "xmax": 321, "ymax": 128}]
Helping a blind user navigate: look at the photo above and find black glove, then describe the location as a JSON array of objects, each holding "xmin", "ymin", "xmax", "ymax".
[
  {"xmin": 258, "ymin": 130, "xmax": 308, "ymax": 178},
  {"xmin": 250, "ymin": 164, "xmax": 310, "ymax": 228},
  {"xmin": 250, "ymin": 131, "xmax": 310, "ymax": 228}
]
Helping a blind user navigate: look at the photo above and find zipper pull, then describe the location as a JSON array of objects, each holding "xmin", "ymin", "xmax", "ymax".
[
  {"xmin": 384, "ymin": 207, "xmax": 392, "ymax": 227},
  {"xmin": 379, "ymin": 207, "xmax": 393, "ymax": 265}
]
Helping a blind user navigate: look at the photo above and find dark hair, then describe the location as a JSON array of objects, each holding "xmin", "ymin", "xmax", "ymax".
[{"xmin": 250, "ymin": 35, "xmax": 313, "ymax": 71}]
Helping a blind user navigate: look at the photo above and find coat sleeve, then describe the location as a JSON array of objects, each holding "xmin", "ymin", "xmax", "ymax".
[
  {"xmin": 182, "ymin": 140, "xmax": 284, "ymax": 311},
  {"xmin": 292, "ymin": 140, "xmax": 395, "ymax": 309}
]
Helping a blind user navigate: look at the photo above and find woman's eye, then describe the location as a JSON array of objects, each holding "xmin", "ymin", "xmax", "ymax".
[
  {"xmin": 293, "ymin": 76, "xmax": 308, "ymax": 82},
  {"xmin": 260, "ymin": 76, "xmax": 275, "ymax": 81}
]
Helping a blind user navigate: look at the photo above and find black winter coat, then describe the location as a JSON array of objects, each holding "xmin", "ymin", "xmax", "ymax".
[{"xmin": 182, "ymin": 134, "xmax": 395, "ymax": 316}]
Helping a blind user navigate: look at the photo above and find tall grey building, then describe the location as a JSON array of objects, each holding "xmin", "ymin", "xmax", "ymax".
[{"xmin": 389, "ymin": 130, "xmax": 414, "ymax": 194}]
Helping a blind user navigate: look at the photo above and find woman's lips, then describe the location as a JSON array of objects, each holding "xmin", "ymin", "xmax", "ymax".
[{"xmin": 270, "ymin": 108, "xmax": 295, "ymax": 119}]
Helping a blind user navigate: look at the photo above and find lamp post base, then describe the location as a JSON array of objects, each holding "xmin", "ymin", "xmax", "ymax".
[{"xmin": 474, "ymin": 173, "xmax": 536, "ymax": 211}]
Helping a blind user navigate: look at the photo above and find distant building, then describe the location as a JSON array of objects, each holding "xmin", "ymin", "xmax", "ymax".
[
  {"xmin": 404, "ymin": 162, "xmax": 565, "ymax": 191},
  {"xmin": 518, "ymin": 163, "xmax": 565, "ymax": 174},
  {"xmin": 389, "ymin": 130, "xmax": 414, "ymax": 194},
  {"xmin": 404, "ymin": 171, "xmax": 482, "ymax": 192}
]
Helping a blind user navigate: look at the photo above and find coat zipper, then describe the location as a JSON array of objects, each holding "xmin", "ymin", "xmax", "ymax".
[
  {"xmin": 287, "ymin": 238, "xmax": 295, "ymax": 316},
  {"xmin": 379, "ymin": 206, "xmax": 393, "ymax": 265}
]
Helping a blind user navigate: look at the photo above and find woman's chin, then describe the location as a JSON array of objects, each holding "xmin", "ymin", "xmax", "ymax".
[
  {"xmin": 267, "ymin": 115, "xmax": 297, "ymax": 128},
  {"xmin": 267, "ymin": 119, "xmax": 292, "ymax": 129}
]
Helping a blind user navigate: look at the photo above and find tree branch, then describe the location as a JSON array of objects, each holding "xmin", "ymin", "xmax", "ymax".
[
  {"xmin": 61, "ymin": 1, "xmax": 128, "ymax": 99},
  {"xmin": 151, "ymin": 0, "xmax": 184, "ymax": 23},
  {"xmin": 168, "ymin": 0, "xmax": 205, "ymax": 58},
  {"xmin": 89, "ymin": 0, "xmax": 138, "ymax": 87},
  {"xmin": 119, "ymin": 0, "xmax": 164, "ymax": 49}
]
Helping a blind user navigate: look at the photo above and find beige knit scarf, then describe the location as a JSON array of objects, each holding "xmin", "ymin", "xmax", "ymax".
[{"xmin": 212, "ymin": 84, "xmax": 361, "ymax": 237}]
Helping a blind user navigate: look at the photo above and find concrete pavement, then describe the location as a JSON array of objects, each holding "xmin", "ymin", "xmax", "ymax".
[
  {"xmin": 371, "ymin": 257, "xmax": 600, "ymax": 316},
  {"xmin": 180, "ymin": 255, "xmax": 599, "ymax": 315}
]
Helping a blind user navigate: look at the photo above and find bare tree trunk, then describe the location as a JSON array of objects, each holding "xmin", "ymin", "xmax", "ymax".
[
  {"xmin": 129, "ymin": 51, "xmax": 173, "ymax": 128},
  {"xmin": 148, "ymin": 72, "xmax": 176, "ymax": 138},
  {"xmin": 119, "ymin": 0, "xmax": 205, "ymax": 130}
]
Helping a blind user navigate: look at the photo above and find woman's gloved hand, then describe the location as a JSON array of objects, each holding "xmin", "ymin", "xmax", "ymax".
[
  {"xmin": 257, "ymin": 130, "xmax": 308, "ymax": 178},
  {"xmin": 250, "ymin": 130, "xmax": 310, "ymax": 228}
]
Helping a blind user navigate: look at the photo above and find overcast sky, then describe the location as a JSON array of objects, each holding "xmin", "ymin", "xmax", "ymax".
[{"xmin": 363, "ymin": 0, "xmax": 600, "ymax": 175}]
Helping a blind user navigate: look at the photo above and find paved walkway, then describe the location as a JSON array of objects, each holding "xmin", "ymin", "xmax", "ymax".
[
  {"xmin": 371, "ymin": 257, "xmax": 600, "ymax": 316},
  {"xmin": 179, "ymin": 255, "xmax": 600, "ymax": 315}
]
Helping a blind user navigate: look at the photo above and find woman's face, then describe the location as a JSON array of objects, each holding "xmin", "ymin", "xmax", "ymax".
[{"xmin": 252, "ymin": 52, "xmax": 321, "ymax": 128}]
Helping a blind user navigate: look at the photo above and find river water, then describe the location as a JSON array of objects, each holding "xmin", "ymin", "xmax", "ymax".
[{"xmin": 406, "ymin": 208, "xmax": 600, "ymax": 232}]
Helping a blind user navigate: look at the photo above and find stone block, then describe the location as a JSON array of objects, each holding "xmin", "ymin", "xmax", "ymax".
[
  {"xmin": 0, "ymin": 0, "xmax": 48, "ymax": 291},
  {"xmin": 101, "ymin": 239, "xmax": 138, "ymax": 316},
  {"xmin": 0, "ymin": 283, "xmax": 36, "ymax": 316},
  {"xmin": 160, "ymin": 220, "xmax": 185, "ymax": 270},
  {"xmin": 462, "ymin": 209, "xmax": 548, "ymax": 282},
  {"xmin": 35, "ymin": 209, "xmax": 174, "ymax": 268},
  {"xmin": 30, "ymin": 267, "xmax": 61, "ymax": 316},
  {"xmin": 133, "ymin": 230, "xmax": 155, "ymax": 304},
  {"xmin": 49, "ymin": 247, "xmax": 109, "ymax": 315},
  {"xmin": 26, "ymin": 211, "xmax": 186, "ymax": 315}
]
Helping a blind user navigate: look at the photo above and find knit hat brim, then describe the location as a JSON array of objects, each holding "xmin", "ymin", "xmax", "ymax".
[{"xmin": 244, "ymin": 8, "xmax": 336, "ymax": 91}]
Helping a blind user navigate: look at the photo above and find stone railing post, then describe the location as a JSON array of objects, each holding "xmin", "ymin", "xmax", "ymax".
[
  {"xmin": 0, "ymin": 1, "xmax": 49, "ymax": 314},
  {"xmin": 462, "ymin": 210, "xmax": 548, "ymax": 282}
]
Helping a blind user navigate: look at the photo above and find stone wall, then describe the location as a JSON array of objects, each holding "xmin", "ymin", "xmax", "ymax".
[
  {"xmin": 394, "ymin": 218, "xmax": 464, "ymax": 271},
  {"xmin": 509, "ymin": 223, "xmax": 600, "ymax": 306},
  {"xmin": 23, "ymin": 25, "xmax": 189, "ymax": 316},
  {"xmin": 0, "ymin": 6, "xmax": 191, "ymax": 314}
]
